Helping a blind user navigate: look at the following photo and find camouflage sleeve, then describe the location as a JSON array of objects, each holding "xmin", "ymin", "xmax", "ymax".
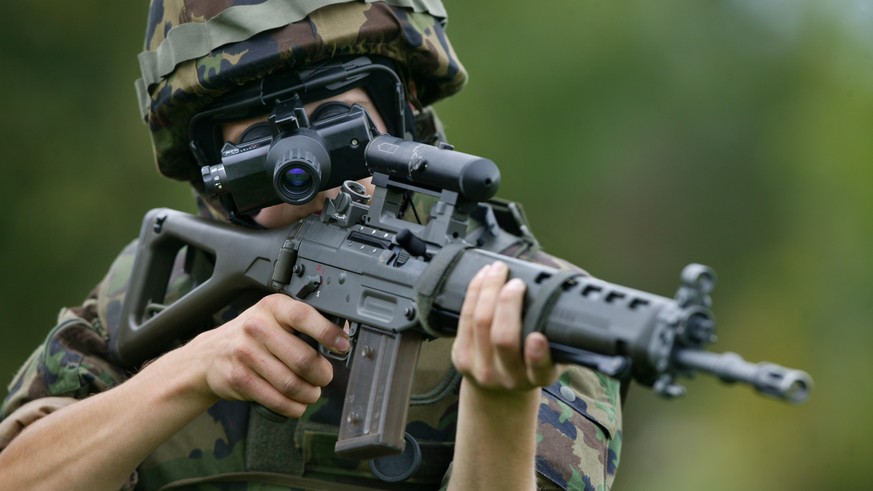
[
  {"xmin": 0, "ymin": 277, "xmax": 131, "ymax": 439},
  {"xmin": 0, "ymin": 280, "xmax": 135, "ymax": 489},
  {"xmin": 435, "ymin": 366, "xmax": 622, "ymax": 491},
  {"xmin": 535, "ymin": 367, "xmax": 622, "ymax": 490}
]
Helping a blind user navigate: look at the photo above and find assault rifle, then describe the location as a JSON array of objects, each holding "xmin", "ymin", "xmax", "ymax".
[{"xmin": 111, "ymin": 130, "xmax": 812, "ymax": 461}]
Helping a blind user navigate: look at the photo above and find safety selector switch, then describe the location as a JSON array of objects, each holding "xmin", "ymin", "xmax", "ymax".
[{"xmin": 295, "ymin": 275, "xmax": 322, "ymax": 299}]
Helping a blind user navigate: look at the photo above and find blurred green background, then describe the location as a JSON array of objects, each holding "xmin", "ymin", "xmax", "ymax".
[{"xmin": 0, "ymin": 1, "xmax": 869, "ymax": 489}]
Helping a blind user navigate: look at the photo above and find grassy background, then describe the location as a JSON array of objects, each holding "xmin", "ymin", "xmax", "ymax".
[{"xmin": 1, "ymin": 1, "xmax": 870, "ymax": 489}]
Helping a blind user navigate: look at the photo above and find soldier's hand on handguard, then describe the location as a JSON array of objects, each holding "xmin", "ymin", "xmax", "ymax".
[
  {"xmin": 452, "ymin": 261, "xmax": 563, "ymax": 393},
  {"xmin": 184, "ymin": 293, "xmax": 350, "ymax": 418},
  {"xmin": 448, "ymin": 261, "xmax": 563, "ymax": 490}
]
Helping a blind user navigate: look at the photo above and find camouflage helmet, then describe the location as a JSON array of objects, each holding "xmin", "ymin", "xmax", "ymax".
[{"xmin": 136, "ymin": 0, "xmax": 468, "ymax": 182}]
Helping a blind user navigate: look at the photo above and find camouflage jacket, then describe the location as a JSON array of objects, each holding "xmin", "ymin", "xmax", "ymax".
[{"xmin": 0, "ymin": 202, "xmax": 622, "ymax": 491}]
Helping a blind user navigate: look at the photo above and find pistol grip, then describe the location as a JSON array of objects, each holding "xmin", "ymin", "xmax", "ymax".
[{"xmin": 335, "ymin": 326, "xmax": 422, "ymax": 460}]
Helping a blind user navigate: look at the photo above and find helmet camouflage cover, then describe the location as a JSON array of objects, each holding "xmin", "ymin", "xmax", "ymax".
[{"xmin": 137, "ymin": 0, "xmax": 468, "ymax": 182}]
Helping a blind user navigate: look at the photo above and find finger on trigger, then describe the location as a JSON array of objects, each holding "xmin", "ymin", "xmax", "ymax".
[{"xmin": 290, "ymin": 308, "xmax": 349, "ymax": 355}]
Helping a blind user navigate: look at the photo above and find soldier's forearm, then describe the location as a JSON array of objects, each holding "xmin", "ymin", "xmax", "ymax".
[
  {"xmin": 0, "ymin": 345, "xmax": 216, "ymax": 491},
  {"xmin": 448, "ymin": 382, "xmax": 542, "ymax": 491}
]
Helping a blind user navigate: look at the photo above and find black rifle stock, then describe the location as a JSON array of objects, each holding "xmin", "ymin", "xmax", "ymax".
[{"xmin": 111, "ymin": 135, "xmax": 813, "ymax": 460}]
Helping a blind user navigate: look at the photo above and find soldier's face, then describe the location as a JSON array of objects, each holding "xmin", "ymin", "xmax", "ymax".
[{"xmin": 221, "ymin": 87, "xmax": 388, "ymax": 229}]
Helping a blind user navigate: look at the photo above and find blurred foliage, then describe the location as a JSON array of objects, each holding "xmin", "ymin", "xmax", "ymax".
[{"xmin": 0, "ymin": 0, "xmax": 870, "ymax": 489}]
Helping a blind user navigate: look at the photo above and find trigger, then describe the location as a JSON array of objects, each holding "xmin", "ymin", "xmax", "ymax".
[
  {"xmin": 319, "ymin": 317, "xmax": 354, "ymax": 363},
  {"xmin": 320, "ymin": 343, "xmax": 351, "ymax": 362}
]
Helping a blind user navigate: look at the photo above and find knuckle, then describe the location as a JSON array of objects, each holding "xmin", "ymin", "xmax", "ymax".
[
  {"xmin": 451, "ymin": 344, "xmax": 469, "ymax": 370},
  {"xmin": 321, "ymin": 322, "xmax": 343, "ymax": 344},
  {"xmin": 285, "ymin": 302, "xmax": 312, "ymax": 327},
  {"xmin": 473, "ymin": 310, "xmax": 494, "ymax": 330},
  {"xmin": 281, "ymin": 375, "xmax": 301, "ymax": 397},
  {"xmin": 497, "ymin": 286, "xmax": 519, "ymax": 304},
  {"xmin": 231, "ymin": 344, "xmax": 257, "ymax": 365},
  {"xmin": 491, "ymin": 328, "xmax": 516, "ymax": 351},
  {"xmin": 260, "ymin": 293, "xmax": 285, "ymax": 309},
  {"xmin": 316, "ymin": 361, "xmax": 334, "ymax": 387},
  {"xmin": 228, "ymin": 366, "xmax": 255, "ymax": 393},
  {"xmin": 241, "ymin": 317, "xmax": 266, "ymax": 338},
  {"xmin": 291, "ymin": 346, "xmax": 318, "ymax": 370},
  {"xmin": 474, "ymin": 366, "xmax": 495, "ymax": 386}
]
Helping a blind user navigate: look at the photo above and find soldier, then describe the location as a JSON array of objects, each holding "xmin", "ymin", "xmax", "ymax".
[{"xmin": 0, "ymin": 1, "xmax": 622, "ymax": 490}]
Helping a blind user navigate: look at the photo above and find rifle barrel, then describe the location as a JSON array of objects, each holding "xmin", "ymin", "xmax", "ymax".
[{"xmin": 674, "ymin": 349, "xmax": 812, "ymax": 403}]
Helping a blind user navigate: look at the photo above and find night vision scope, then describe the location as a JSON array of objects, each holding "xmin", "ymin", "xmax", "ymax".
[
  {"xmin": 201, "ymin": 98, "xmax": 376, "ymax": 217},
  {"xmin": 201, "ymin": 96, "xmax": 501, "ymax": 220}
]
